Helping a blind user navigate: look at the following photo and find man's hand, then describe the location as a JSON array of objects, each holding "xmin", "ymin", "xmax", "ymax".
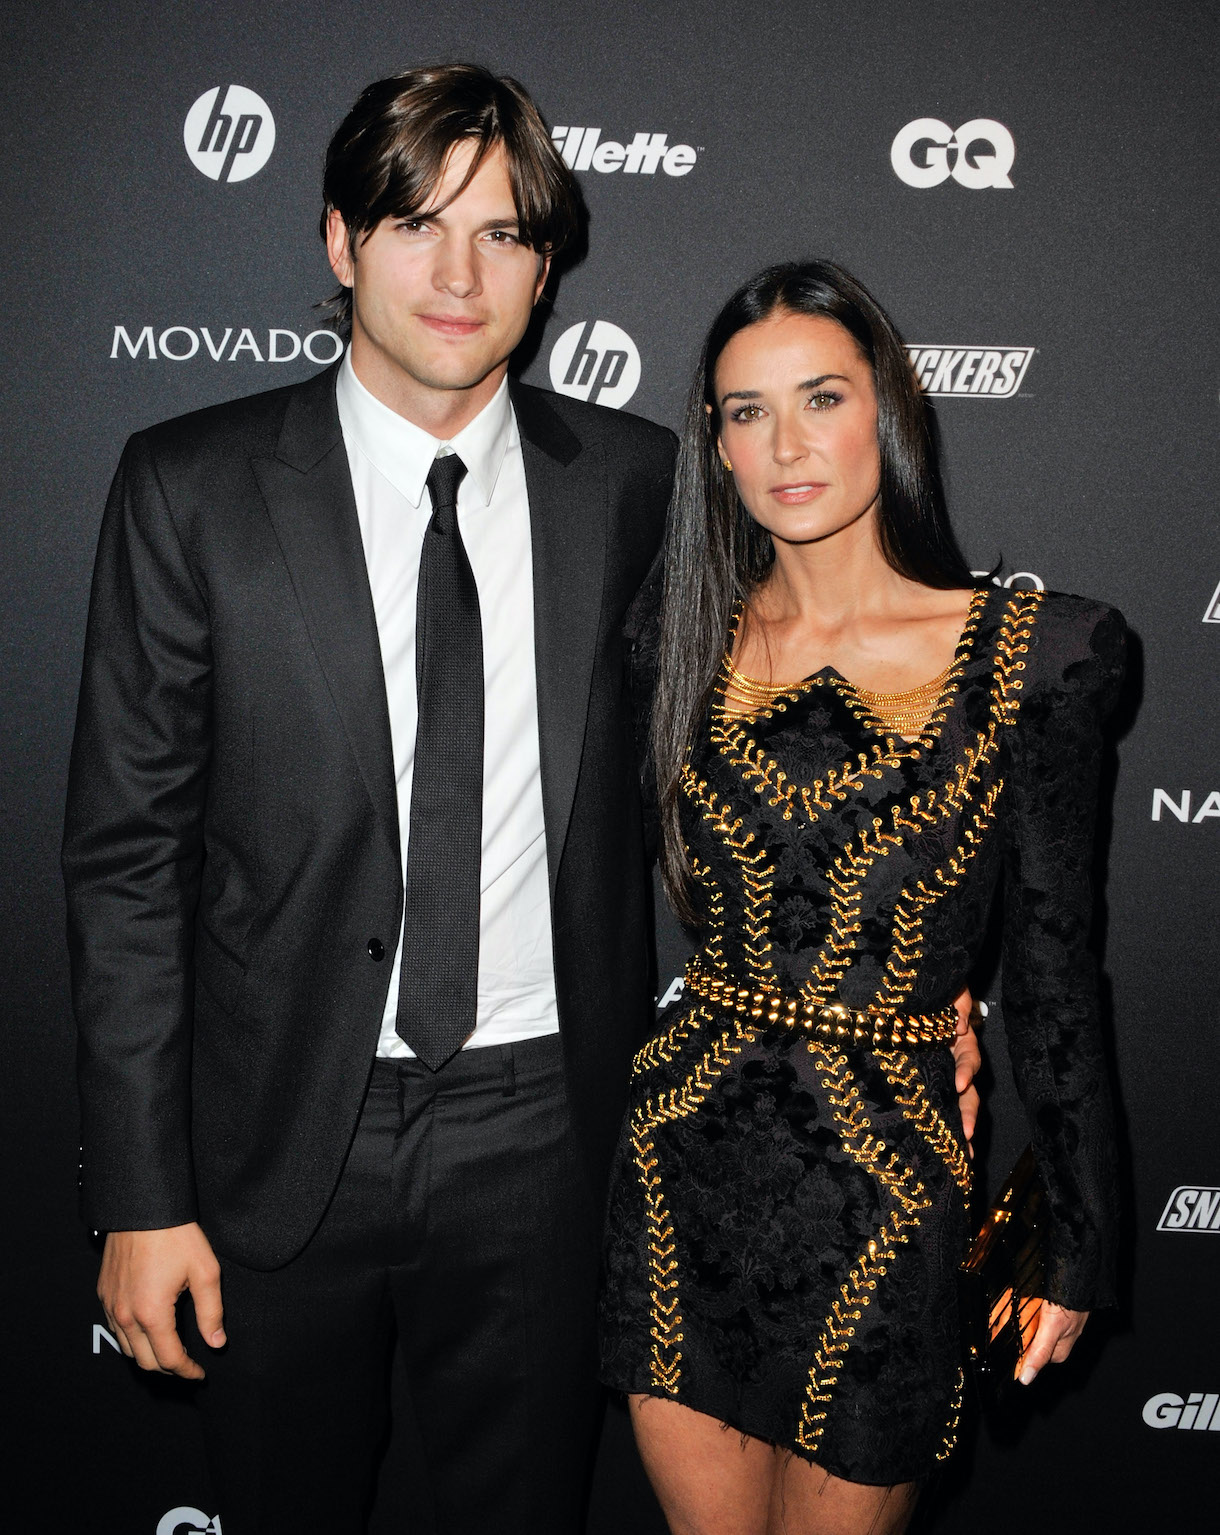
[
  {"xmin": 98, "ymin": 1222, "xmax": 225, "ymax": 1379},
  {"xmin": 1018, "ymin": 1302, "xmax": 1089, "ymax": 1384},
  {"xmin": 951, "ymin": 986, "xmax": 982, "ymax": 1155}
]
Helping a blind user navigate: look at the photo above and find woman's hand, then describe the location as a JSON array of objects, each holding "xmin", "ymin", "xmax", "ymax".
[
  {"xmin": 951, "ymin": 987, "xmax": 982, "ymax": 1154},
  {"xmin": 1019, "ymin": 1302, "xmax": 1089, "ymax": 1384}
]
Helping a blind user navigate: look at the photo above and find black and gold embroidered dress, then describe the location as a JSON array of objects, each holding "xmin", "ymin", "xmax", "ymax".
[{"xmin": 600, "ymin": 586, "xmax": 1125, "ymax": 1483}]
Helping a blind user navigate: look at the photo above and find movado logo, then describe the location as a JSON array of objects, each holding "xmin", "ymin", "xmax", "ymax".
[
  {"xmin": 549, "ymin": 321, "xmax": 641, "ymax": 408},
  {"xmin": 891, "ymin": 119, "xmax": 1015, "ymax": 189},
  {"xmin": 1158, "ymin": 1187, "xmax": 1220, "ymax": 1233},
  {"xmin": 109, "ymin": 325, "xmax": 342, "ymax": 364},
  {"xmin": 1203, "ymin": 579, "xmax": 1220, "ymax": 623},
  {"xmin": 551, "ymin": 126, "xmax": 697, "ymax": 176},
  {"xmin": 1143, "ymin": 1393, "xmax": 1220, "ymax": 1431},
  {"xmin": 184, "ymin": 86, "xmax": 275, "ymax": 182},
  {"xmin": 157, "ymin": 1510, "xmax": 223, "ymax": 1535},
  {"xmin": 908, "ymin": 346, "xmax": 1033, "ymax": 398}
]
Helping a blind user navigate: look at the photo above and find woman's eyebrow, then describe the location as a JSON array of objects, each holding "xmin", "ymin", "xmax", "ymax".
[{"xmin": 720, "ymin": 373, "xmax": 848, "ymax": 406}]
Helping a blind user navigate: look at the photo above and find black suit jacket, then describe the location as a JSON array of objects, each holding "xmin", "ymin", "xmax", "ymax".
[{"xmin": 63, "ymin": 362, "xmax": 676, "ymax": 1269}]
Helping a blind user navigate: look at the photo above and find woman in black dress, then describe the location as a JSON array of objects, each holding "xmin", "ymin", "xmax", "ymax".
[{"xmin": 600, "ymin": 261, "xmax": 1122, "ymax": 1533}]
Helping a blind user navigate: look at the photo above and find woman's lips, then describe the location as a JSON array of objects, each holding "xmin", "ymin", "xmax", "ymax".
[{"xmin": 770, "ymin": 483, "xmax": 829, "ymax": 504}]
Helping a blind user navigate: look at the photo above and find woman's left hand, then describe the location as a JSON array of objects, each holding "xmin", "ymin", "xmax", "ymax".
[
  {"xmin": 1019, "ymin": 1302, "xmax": 1089, "ymax": 1385},
  {"xmin": 951, "ymin": 987, "xmax": 982, "ymax": 1154}
]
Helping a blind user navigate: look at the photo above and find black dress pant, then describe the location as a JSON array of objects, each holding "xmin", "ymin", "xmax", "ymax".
[{"xmin": 189, "ymin": 1036, "xmax": 601, "ymax": 1535}]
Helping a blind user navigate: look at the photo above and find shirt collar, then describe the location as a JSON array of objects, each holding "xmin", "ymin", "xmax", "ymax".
[{"xmin": 336, "ymin": 348, "xmax": 513, "ymax": 509}]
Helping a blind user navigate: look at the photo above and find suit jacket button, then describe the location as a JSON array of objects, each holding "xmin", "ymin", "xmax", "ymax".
[{"xmin": 368, "ymin": 938, "xmax": 385, "ymax": 962}]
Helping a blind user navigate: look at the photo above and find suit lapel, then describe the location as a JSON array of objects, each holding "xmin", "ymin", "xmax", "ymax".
[
  {"xmin": 252, "ymin": 365, "xmax": 400, "ymax": 863},
  {"xmin": 513, "ymin": 383, "xmax": 608, "ymax": 893}
]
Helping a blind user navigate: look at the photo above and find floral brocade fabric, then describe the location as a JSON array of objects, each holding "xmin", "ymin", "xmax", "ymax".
[{"xmin": 599, "ymin": 586, "xmax": 1125, "ymax": 1483}]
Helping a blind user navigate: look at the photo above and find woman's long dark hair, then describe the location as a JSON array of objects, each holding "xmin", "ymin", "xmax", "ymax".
[{"xmin": 654, "ymin": 259, "xmax": 976, "ymax": 924}]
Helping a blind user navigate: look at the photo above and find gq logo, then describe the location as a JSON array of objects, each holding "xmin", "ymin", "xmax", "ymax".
[
  {"xmin": 891, "ymin": 119, "xmax": 1015, "ymax": 189},
  {"xmin": 157, "ymin": 1511, "xmax": 222, "ymax": 1535},
  {"xmin": 184, "ymin": 86, "xmax": 275, "ymax": 182},
  {"xmin": 549, "ymin": 321, "xmax": 641, "ymax": 409}
]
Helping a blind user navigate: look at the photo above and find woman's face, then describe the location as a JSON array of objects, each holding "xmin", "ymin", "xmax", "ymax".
[{"xmin": 713, "ymin": 311, "xmax": 881, "ymax": 549}]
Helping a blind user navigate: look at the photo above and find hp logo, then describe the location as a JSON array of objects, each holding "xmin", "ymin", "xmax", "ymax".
[
  {"xmin": 548, "ymin": 321, "xmax": 641, "ymax": 409},
  {"xmin": 184, "ymin": 86, "xmax": 275, "ymax": 182}
]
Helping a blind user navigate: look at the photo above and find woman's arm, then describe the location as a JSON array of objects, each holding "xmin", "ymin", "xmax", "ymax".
[{"xmin": 1000, "ymin": 598, "xmax": 1127, "ymax": 1316}]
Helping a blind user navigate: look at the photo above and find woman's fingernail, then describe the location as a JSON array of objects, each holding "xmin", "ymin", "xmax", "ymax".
[{"xmin": 1019, "ymin": 1366, "xmax": 1035, "ymax": 1385}]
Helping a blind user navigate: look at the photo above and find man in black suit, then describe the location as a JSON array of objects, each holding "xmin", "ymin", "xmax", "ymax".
[{"xmin": 63, "ymin": 65, "xmax": 675, "ymax": 1534}]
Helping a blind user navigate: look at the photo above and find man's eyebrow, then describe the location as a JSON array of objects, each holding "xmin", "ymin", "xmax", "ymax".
[
  {"xmin": 719, "ymin": 373, "xmax": 849, "ymax": 406},
  {"xmin": 409, "ymin": 208, "xmax": 521, "ymax": 232}
]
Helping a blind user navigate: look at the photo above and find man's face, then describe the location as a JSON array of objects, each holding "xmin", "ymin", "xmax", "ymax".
[{"xmin": 327, "ymin": 140, "xmax": 549, "ymax": 412}]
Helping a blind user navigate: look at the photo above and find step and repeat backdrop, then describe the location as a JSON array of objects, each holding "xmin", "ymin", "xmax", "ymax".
[{"xmin": 2, "ymin": 2, "xmax": 1216, "ymax": 1531}]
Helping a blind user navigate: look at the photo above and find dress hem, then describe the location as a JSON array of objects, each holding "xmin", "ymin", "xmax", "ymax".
[{"xmin": 602, "ymin": 1376, "xmax": 941, "ymax": 1487}]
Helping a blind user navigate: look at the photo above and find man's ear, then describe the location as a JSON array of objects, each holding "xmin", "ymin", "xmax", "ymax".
[
  {"xmin": 533, "ymin": 250, "xmax": 552, "ymax": 305},
  {"xmin": 325, "ymin": 208, "xmax": 355, "ymax": 288}
]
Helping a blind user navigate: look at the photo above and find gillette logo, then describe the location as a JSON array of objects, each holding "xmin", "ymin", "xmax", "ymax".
[{"xmin": 551, "ymin": 126, "xmax": 698, "ymax": 176}]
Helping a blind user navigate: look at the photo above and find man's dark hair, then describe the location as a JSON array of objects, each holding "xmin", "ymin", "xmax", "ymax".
[
  {"xmin": 651, "ymin": 259, "xmax": 978, "ymax": 924},
  {"xmin": 319, "ymin": 63, "xmax": 580, "ymax": 336}
]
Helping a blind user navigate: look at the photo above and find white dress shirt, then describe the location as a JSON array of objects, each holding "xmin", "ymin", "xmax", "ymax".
[{"xmin": 335, "ymin": 352, "xmax": 559, "ymax": 1057}]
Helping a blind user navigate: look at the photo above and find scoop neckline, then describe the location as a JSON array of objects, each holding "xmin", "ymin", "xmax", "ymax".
[{"xmin": 724, "ymin": 585, "xmax": 989, "ymax": 698}]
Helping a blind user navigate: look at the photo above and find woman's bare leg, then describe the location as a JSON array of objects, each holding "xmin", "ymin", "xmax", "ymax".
[
  {"xmin": 629, "ymin": 1394, "xmax": 919, "ymax": 1535},
  {"xmin": 628, "ymin": 1394, "xmax": 772, "ymax": 1535},
  {"xmin": 766, "ymin": 1454, "xmax": 919, "ymax": 1535}
]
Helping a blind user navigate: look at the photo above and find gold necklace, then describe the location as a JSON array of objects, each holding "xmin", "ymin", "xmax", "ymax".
[
  {"xmin": 851, "ymin": 666, "xmax": 953, "ymax": 738},
  {"xmin": 722, "ymin": 651, "xmax": 953, "ymax": 737},
  {"xmin": 721, "ymin": 652, "xmax": 811, "ymax": 711}
]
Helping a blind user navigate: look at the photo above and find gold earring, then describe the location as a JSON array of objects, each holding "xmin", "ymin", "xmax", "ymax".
[{"xmin": 722, "ymin": 458, "xmax": 732, "ymax": 472}]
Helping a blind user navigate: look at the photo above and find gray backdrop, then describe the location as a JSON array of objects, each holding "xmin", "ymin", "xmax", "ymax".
[{"xmin": 3, "ymin": 2, "xmax": 1217, "ymax": 1530}]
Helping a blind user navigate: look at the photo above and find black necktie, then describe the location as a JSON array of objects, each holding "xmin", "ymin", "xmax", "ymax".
[{"xmin": 395, "ymin": 453, "xmax": 483, "ymax": 1069}]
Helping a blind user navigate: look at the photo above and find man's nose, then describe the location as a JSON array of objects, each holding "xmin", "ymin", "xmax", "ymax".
[{"xmin": 433, "ymin": 238, "xmax": 481, "ymax": 298}]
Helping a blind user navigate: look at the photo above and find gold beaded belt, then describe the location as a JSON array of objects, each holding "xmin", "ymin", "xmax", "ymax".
[{"xmin": 683, "ymin": 959, "xmax": 958, "ymax": 1048}]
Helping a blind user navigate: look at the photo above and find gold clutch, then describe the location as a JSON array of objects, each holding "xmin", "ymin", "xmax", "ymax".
[{"xmin": 959, "ymin": 1144, "xmax": 1045, "ymax": 1401}]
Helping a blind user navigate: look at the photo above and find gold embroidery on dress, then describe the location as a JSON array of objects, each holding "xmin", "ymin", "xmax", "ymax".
[
  {"xmin": 875, "ymin": 781, "xmax": 1004, "ymax": 1007},
  {"xmin": 937, "ymin": 1368, "xmax": 965, "ymax": 1461},
  {"xmin": 710, "ymin": 588, "xmax": 989, "ymax": 832},
  {"xmin": 801, "ymin": 593, "xmax": 1042, "ymax": 1005},
  {"xmin": 633, "ymin": 1001, "xmax": 710, "ymax": 1077},
  {"xmin": 631, "ymin": 1118, "xmax": 683, "ymax": 1394},
  {"xmin": 873, "ymin": 1049, "xmax": 973, "ymax": 1197},
  {"xmin": 647, "ymin": 592, "xmax": 1045, "ymax": 1424},
  {"xmin": 690, "ymin": 854, "xmax": 727, "ymax": 974},
  {"xmin": 680, "ymin": 772, "xmax": 776, "ymax": 983},
  {"xmin": 631, "ymin": 1015, "xmax": 761, "ymax": 1394},
  {"xmin": 795, "ymin": 1044, "xmax": 931, "ymax": 1453}
]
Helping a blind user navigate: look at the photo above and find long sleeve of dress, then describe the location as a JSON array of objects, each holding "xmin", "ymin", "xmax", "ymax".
[{"xmin": 1000, "ymin": 598, "xmax": 1126, "ymax": 1311}]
